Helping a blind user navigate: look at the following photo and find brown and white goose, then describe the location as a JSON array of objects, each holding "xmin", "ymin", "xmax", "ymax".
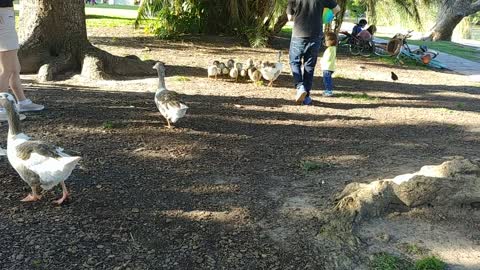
[
  {"xmin": 0, "ymin": 93, "xmax": 81, "ymax": 204},
  {"xmin": 153, "ymin": 62, "xmax": 189, "ymax": 128}
]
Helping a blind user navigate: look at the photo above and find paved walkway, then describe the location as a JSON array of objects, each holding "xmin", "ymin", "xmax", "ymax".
[
  {"xmin": 342, "ymin": 22, "xmax": 480, "ymax": 82},
  {"xmin": 372, "ymin": 37, "xmax": 480, "ymax": 83},
  {"xmin": 435, "ymin": 52, "xmax": 480, "ymax": 82}
]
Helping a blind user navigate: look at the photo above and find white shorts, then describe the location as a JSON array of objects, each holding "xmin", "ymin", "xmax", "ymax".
[{"xmin": 0, "ymin": 7, "xmax": 19, "ymax": 52}]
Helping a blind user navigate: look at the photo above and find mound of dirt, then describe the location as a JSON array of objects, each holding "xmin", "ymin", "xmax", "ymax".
[{"xmin": 335, "ymin": 158, "xmax": 480, "ymax": 224}]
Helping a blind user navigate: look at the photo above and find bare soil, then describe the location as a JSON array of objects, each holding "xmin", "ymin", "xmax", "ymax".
[{"xmin": 0, "ymin": 26, "xmax": 479, "ymax": 269}]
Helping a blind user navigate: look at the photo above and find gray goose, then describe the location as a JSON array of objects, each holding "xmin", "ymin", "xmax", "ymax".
[
  {"xmin": 0, "ymin": 93, "xmax": 81, "ymax": 204},
  {"xmin": 153, "ymin": 62, "xmax": 189, "ymax": 128}
]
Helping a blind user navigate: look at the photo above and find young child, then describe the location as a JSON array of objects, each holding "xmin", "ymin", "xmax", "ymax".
[{"xmin": 320, "ymin": 32, "xmax": 337, "ymax": 97}]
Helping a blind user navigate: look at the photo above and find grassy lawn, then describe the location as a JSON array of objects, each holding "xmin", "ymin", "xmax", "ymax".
[
  {"xmin": 14, "ymin": 2, "xmax": 138, "ymax": 19},
  {"xmin": 377, "ymin": 35, "xmax": 480, "ymax": 63},
  {"xmin": 280, "ymin": 24, "xmax": 292, "ymax": 37},
  {"xmin": 85, "ymin": 14, "xmax": 136, "ymax": 28}
]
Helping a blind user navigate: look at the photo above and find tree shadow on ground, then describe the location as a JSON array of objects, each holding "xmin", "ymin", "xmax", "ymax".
[{"xmin": 1, "ymin": 86, "xmax": 478, "ymax": 269}]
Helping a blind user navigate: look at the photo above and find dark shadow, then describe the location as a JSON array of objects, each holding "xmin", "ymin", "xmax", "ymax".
[{"xmin": 1, "ymin": 86, "xmax": 479, "ymax": 269}]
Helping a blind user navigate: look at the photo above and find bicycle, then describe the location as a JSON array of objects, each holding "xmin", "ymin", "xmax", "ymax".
[
  {"xmin": 373, "ymin": 31, "xmax": 446, "ymax": 69},
  {"xmin": 339, "ymin": 31, "xmax": 375, "ymax": 57}
]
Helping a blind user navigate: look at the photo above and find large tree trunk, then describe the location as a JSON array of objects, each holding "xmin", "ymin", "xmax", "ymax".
[
  {"xmin": 18, "ymin": 0, "xmax": 155, "ymax": 81},
  {"xmin": 429, "ymin": 0, "xmax": 480, "ymax": 41}
]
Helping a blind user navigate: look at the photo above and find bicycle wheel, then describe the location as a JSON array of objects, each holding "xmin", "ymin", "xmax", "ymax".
[
  {"xmin": 360, "ymin": 41, "xmax": 374, "ymax": 57},
  {"xmin": 350, "ymin": 44, "xmax": 361, "ymax": 55},
  {"xmin": 373, "ymin": 43, "xmax": 390, "ymax": 57}
]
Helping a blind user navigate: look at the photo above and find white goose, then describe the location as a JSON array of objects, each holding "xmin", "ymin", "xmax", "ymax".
[
  {"xmin": 153, "ymin": 62, "xmax": 189, "ymax": 128},
  {"xmin": 260, "ymin": 51, "xmax": 284, "ymax": 87},
  {"xmin": 0, "ymin": 93, "xmax": 81, "ymax": 204}
]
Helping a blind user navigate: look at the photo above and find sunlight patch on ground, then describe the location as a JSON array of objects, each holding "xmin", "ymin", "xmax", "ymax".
[
  {"xmin": 157, "ymin": 208, "xmax": 249, "ymax": 224},
  {"xmin": 179, "ymin": 184, "xmax": 241, "ymax": 194}
]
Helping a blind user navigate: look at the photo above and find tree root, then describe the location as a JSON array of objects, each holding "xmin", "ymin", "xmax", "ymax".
[
  {"xmin": 19, "ymin": 44, "xmax": 157, "ymax": 81},
  {"xmin": 37, "ymin": 54, "xmax": 76, "ymax": 82},
  {"xmin": 80, "ymin": 47, "xmax": 157, "ymax": 80}
]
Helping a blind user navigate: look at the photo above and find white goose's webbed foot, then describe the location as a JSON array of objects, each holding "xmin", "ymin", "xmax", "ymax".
[
  {"xmin": 53, "ymin": 181, "xmax": 69, "ymax": 205},
  {"xmin": 21, "ymin": 186, "xmax": 42, "ymax": 202},
  {"xmin": 21, "ymin": 193, "xmax": 42, "ymax": 202}
]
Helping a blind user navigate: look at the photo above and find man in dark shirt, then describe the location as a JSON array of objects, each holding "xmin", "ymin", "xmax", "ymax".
[{"xmin": 287, "ymin": 0, "xmax": 340, "ymax": 105}]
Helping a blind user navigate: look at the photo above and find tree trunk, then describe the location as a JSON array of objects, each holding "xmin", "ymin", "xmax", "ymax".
[
  {"xmin": 18, "ymin": 0, "xmax": 155, "ymax": 81},
  {"xmin": 333, "ymin": 0, "xmax": 348, "ymax": 34},
  {"xmin": 429, "ymin": 0, "xmax": 480, "ymax": 41}
]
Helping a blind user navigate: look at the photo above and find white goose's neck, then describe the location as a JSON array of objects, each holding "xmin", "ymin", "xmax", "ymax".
[
  {"xmin": 3, "ymin": 101, "xmax": 22, "ymax": 136},
  {"xmin": 156, "ymin": 68, "xmax": 167, "ymax": 91}
]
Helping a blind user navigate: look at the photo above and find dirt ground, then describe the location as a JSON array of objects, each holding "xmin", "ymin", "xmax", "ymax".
[{"xmin": 0, "ymin": 26, "xmax": 479, "ymax": 270}]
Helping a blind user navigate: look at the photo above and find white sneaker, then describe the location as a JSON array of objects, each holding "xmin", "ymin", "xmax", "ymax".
[{"xmin": 17, "ymin": 99, "xmax": 44, "ymax": 112}]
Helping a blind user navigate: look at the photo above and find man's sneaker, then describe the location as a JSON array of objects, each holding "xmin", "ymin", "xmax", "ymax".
[
  {"xmin": 17, "ymin": 99, "xmax": 44, "ymax": 112},
  {"xmin": 303, "ymin": 96, "xmax": 313, "ymax": 105},
  {"xmin": 295, "ymin": 85, "xmax": 307, "ymax": 104},
  {"xmin": 323, "ymin": 90, "xmax": 334, "ymax": 97}
]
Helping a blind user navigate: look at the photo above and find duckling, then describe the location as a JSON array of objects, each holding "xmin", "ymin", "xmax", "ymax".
[
  {"xmin": 222, "ymin": 67, "xmax": 230, "ymax": 76},
  {"xmin": 153, "ymin": 62, "xmax": 189, "ymax": 129},
  {"xmin": 0, "ymin": 93, "xmax": 81, "ymax": 205},
  {"xmin": 260, "ymin": 51, "xmax": 284, "ymax": 87},
  {"xmin": 245, "ymin": 58, "xmax": 254, "ymax": 69},
  {"xmin": 247, "ymin": 60, "xmax": 260, "ymax": 80},
  {"xmin": 252, "ymin": 69, "xmax": 262, "ymax": 85},
  {"xmin": 207, "ymin": 61, "xmax": 219, "ymax": 80},
  {"xmin": 240, "ymin": 68, "xmax": 247, "ymax": 78},
  {"xmin": 227, "ymin": 59, "xmax": 235, "ymax": 69},
  {"xmin": 229, "ymin": 62, "xmax": 242, "ymax": 82}
]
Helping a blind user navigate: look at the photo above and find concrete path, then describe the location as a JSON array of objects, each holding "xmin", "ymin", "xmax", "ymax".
[
  {"xmin": 435, "ymin": 52, "xmax": 480, "ymax": 82},
  {"xmin": 343, "ymin": 22, "xmax": 480, "ymax": 82},
  {"xmin": 372, "ymin": 37, "xmax": 480, "ymax": 82}
]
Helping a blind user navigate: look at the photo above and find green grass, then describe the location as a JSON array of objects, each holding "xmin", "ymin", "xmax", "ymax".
[
  {"xmin": 85, "ymin": 14, "xmax": 135, "ymax": 28},
  {"xmin": 172, "ymin": 76, "xmax": 191, "ymax": 82},
  {"xmin": 280, "ymin": 25, "xmax": 292, "ymax": 37},
  {"xmin": 300, "ymin": 160, "xmax": 332, "ymax": 172},
  {"xmin": 102, "ymin": 121, "xmax": 115, "ymax": 129},
  {"xmin": 371, "ymin": 253, "xmax": 446, "ymax": 270},
  {"xmin": 377, "ymin": 35, "xmax": 480, "ymax": 63},
  {"xmin": 415, "ymin": 256, "xmax": 446, "ymax": 270},
  {"xmin": 376, "ymin": 53, "xmax": 429, "ymax": 69},
  {"xmin": 371, "ymin": 253, "xmax": 414, "ymax": 270},
  {"xmin": 336, "ymin": 92, "xmax": 380, "ymax": 101}
]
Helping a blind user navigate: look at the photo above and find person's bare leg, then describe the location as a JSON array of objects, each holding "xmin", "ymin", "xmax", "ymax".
[
  {"xmin": 0, "ymin": 50, "xmax": 16, "ymax": 92},
  {"xmin": 8, "ymin": 54, "xmax": 27, "ymax": 101}
]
